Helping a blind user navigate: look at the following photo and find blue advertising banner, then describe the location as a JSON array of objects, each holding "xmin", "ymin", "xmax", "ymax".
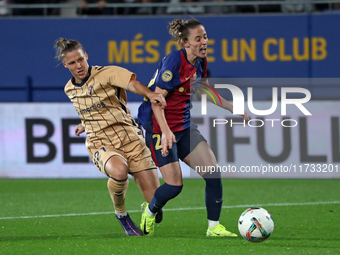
[{"xmin": 1, "ymin": 14, "xmax": 339, "ymax": 102}]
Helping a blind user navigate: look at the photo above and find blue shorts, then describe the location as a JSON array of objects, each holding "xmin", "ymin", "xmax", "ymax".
[{"xmin": 145, "ymin": 125, "xmax": 207, "ymax": 167}]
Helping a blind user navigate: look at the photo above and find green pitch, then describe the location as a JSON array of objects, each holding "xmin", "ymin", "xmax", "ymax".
[{"xmin": 0, "ymin": 179, "xmax": 339, "ymax": 255}]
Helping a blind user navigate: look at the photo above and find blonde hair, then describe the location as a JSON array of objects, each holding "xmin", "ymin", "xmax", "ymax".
[{"xmin": 168, "ymin": 19, "xmax": 203, "ymax": 45}]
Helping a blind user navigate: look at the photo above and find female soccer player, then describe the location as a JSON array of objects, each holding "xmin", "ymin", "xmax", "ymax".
[
  {"xmin": 55, "ymin": 38, "xmax": 166, "ymax": 236},
  {"xmin": 138, "ymin": 19, "xmax": 249, "ymax": 236}
]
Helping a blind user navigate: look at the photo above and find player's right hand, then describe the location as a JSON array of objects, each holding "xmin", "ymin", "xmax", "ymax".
[
  {"xmin": 75, "ymin": 123, "xmax": 85, "ymax": 136},
  {"xmin": 148, "ymin": 92, "xmax": 167, "ymax": 109}
]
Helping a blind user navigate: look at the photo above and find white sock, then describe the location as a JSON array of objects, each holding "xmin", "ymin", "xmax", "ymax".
[
  {"xmin": 115, "ymin": 210, "xmax": 128, "ymax": 217},
  {"xmin": 208, "ymin": 220, "xmax": 219, "ymax": 229},
  {"xmin": 146, "ymin": 206, "xmax": 155, "ymax": 217}
]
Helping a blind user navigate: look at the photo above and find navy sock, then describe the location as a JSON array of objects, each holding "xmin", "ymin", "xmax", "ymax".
[
  {"xmin": 149, "ymin": 183, "xmax": 183, "ymax": 213},
  {"xmin": 203, "ymin": 171, "xmax": 223, "ymax": 221}
]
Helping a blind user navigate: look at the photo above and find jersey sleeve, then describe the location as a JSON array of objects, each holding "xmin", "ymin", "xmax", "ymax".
[
  {"xmin": 107, "ymin": 66, "xmax": 136, "ymax": 89},
  {"xmin": 154, "ymin": 56, "xmax": 181, "ymax": 92}
]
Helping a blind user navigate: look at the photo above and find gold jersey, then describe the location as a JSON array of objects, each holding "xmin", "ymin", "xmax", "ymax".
[{"xmin": 64, "ymin": 65, "xmax": 142, "ymax": 151}]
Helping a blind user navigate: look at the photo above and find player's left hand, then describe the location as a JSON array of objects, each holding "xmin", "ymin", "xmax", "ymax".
[
  {"xmin": 148, "ymin": 92, "xmax": 167, "ymax": 109},
  {"xmin": 75, "ymin": 123, "xmax": 85, "ymax": 136}
]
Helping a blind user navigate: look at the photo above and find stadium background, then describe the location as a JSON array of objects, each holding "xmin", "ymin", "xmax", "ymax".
[
  {"xmin": 1, "ymin": 9, "xmax": 340, "ymax": 255},
  {"xmin": 0, "ymin": 13, "xmax": 339, "ymax": 178}
]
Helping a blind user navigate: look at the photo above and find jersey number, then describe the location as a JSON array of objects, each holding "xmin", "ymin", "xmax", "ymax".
[{"xmin": 152, "ymin": 134, "xmax": 162, "ymax": 150}]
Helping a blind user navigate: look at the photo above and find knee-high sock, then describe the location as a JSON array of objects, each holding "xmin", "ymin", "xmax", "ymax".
[
  {"xmin": 203, "ymin": 171, "xmax": 223, "ymax": 221},
  {"xmin": 148, "ymin": 183, "xmax": 183, "ymax": 213},
  {"xmin": 107, "ymin": 177, "xmax": 129, "ymax": 213}
]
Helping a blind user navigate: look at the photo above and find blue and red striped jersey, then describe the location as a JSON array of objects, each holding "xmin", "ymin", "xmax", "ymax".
[{"xmin": 138, "ymin": 48, "xmax": 207, "ymax": 133}]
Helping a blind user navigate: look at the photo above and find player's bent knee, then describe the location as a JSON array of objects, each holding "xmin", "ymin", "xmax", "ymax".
[
  {"xmin": 163, "ymin": 182, "xmax": 183, "ymax": 199},
  {"xmin": 166, "ymin": 179, "xmax": 183, "ymax": 186},
  {"xmin": 172, "ymin": 184, "xmax": 183, "ymax": 198},
  {"xmin": 105, "ymin": 156, "xmax": 129, "ymax": 180},
  {"xmin": 110, "ymin": 171, "xmax": 128, "ymax": 180}
]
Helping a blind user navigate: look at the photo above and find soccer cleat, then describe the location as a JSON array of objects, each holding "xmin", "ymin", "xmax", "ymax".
[
  {"xmin": 140, "ymin": 202, "xmax": 156, "ymax": 236},
  {"xmin": 206, "ymin": 224, "xmax": 238, "ymax": 237},
  {"xmin": 115, "ymin": 213, "xmax": 143, "ymax": 236},
  {"xmin": 155, "ymin": 208, "xmax": 163, "ymax": 224}
]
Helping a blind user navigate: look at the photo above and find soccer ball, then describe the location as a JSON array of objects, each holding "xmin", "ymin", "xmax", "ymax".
[{"xmin": 238, "ymin": 207, "xmax": 274, "ymax": 242}]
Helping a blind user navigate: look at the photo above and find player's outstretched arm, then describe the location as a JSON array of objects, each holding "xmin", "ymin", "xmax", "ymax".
[
  {"xmin": 151, "ymin": 86, "xmax": 176, "ymax": 154},
  {"xmin": 151, "ymin": 103, "xmax": 177, "ymax": 154},
  {"xmin": 127, "ymin": 79, "xmax": 166, "ymax": 109}
]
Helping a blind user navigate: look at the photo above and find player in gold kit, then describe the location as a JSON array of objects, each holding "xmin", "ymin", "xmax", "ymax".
[{"xmin": 55, "ymin": 38, "xmax": 166, "ymax": 236}]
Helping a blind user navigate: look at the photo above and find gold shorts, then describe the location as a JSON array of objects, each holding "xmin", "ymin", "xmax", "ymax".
[{"xmin": 87, "ymin": 137, "xmax": 156, "ymax": 176}]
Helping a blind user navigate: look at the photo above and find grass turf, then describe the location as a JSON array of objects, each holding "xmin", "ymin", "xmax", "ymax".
[{"xmin": 0, "ymin": 179, "xmax": 339, "ymax": 255}]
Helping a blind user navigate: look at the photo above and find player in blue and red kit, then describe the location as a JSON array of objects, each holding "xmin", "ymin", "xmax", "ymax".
[
  {"xmin": 138, "ymin": 18, "xmax": 249, "ymax": 236},
  {"xmin": 138, "ymin": 44, "xmax": 207, "ymax": 136}
]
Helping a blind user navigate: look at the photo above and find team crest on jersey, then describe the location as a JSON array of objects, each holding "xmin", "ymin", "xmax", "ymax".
[
  {"xmin": 86, "ymin": 86, "xmax": 94, "ymax": 96},
  {"xmin": 162, "ymin": 70, "xmax": 173, "ymax": 82},
  {"xmin": 161, "ymin": 149, "xmax": 169, "ymax": 157}
]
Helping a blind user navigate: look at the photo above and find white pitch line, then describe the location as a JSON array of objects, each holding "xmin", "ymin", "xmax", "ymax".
[{"xmin": 0, "ymin": 201, "xmax": 339, "ymax": 221}]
